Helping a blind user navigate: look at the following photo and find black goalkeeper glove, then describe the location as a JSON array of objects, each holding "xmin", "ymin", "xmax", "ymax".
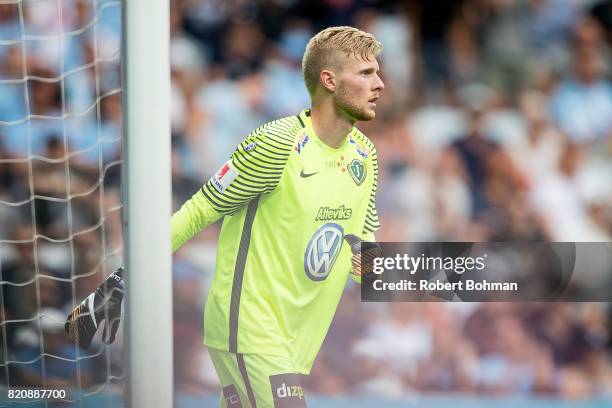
[
  {"xmin": 344, "ymin": 234, "xmax": 382, "ymax": 277},
  {"xmin": 65, "ymin": 266, "xmax": 125, "ymax": 348}
]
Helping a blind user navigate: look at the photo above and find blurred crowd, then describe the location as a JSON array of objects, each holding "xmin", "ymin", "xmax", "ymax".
[
  {"xmin": 0, "ymin": 0, "xmax": 124, "ymax": 392},
  {"xmin": 1, "ymin": 0, "xmax": 612, "ymax": 402}
]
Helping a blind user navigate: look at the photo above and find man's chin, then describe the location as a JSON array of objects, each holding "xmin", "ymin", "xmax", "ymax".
[
  {"xmin": 351, "ymin": 108, "xmax": 376, "ymax": 122},
  {"xmin": 359, "ymin": 109, "xmax": 376, "ymax": 121},
  {"xmin": 339, "ymin": 102, "xmax": 376, "ymax": 122}
]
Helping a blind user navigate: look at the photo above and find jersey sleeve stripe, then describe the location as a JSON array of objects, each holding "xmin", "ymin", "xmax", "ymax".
[
  {"xmin": 226, "ymin": 182, "xmax": 260, "ymax": 195},
  {"xmin": 266, "ymin": 130, "xmax": 295, "ymax": 144},
  {"xmin": 296, "ymin": 114, "xmax": 305, "ymax": 128},
  {"xmin": 243, "ymin": 153, "xmax": 286, "ymax": 167},
  {"xmin": 246, "ymin": 146, "xmax": 288, "ymax": 164},
  {"xmin": 233, "ymin": 178, "xmax": 269, "ymax": 192},
  {"xmin": 230, "ymin": 164, "xmax": 280, "ymax": 182},
  {"xmin": 219, "ymin": 188, "xmax": 254, "ymax": 201},
  {"xmin": 253, "ymin": 131, "xmax": 294, "ymax": 148},
  {"xmin": 254, "ymin": 144, "xmax": 291, "ymax": 158},
  {"xmin": 233, "ymin": 150, "xmax": 285, "ymax": 173},
  {"xmin": 232, "ymin": 152, "xmax": 284, "ymax": 177},
  {"xmin": 203, "ymin": 185, "xmax": 244, "ymax": 208},
  {"xmin": 201, "ymin": 186, "xmax": 232, "ymax": 210},
  {"xmin": 257, "ymin": 135, "xmax": 294, "ymax": 151},
  {"xmin": 362, "ymin": 143, "xmax": 380, "ymax": 235}
]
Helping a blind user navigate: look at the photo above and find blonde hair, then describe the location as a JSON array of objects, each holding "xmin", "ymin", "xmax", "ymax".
[{"xmin": 302, "ymin": 26, "xmax": 382, "ymax": 96}]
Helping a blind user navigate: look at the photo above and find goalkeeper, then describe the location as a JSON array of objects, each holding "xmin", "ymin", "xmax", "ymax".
[{"xmin": 68, "ymin": 26, "xmax": 384, "ymax": 407}]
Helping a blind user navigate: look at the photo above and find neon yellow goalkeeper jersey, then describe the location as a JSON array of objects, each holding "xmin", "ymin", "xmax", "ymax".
[{"xmin": 172, "ymin": 109, "xmax": 379, "ymax": 374}]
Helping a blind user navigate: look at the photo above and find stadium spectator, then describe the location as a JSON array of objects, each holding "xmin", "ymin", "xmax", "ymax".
[{"xmin": 550, "ymin": 45, "xmax": 612, "ymax": 144}]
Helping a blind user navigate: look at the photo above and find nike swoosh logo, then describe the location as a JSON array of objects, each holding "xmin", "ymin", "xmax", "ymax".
[{"xmin": 300, "ymin": 170, "xmax": 318, "ymax": 178}]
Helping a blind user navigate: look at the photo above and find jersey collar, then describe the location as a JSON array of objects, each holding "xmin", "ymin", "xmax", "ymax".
[{"xmin": 298, "ymin": 109, "xmax": 356, "ymax": 152}]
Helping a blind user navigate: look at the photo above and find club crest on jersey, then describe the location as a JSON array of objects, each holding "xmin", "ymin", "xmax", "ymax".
[
  {"xmin": 304, "ymin": 223, "xmax": 344, "ymax": 281},
  {"xmin": 244, "ymin": 141, "xmax": 256, "ymax": 152},
  {"xmin": 210, "ymin": 160, "xmax": 238, "ymax": 193},
  {"xmin": 295, "ymin": 133, "xmax": 309, "ymax": 154},
  {"xmin": 347, "ymin": 159, "xmax": 366, "ymax": 185}
]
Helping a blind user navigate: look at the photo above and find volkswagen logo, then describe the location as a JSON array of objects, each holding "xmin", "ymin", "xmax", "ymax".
[{"xmin": 304, "ymin": 223, "xmax": 344, "ymax": 281}]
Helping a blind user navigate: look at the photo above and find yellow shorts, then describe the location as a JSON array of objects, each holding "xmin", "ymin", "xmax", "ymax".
[{"xmin": 208, "ymin": 348, "xmax": 307, "ymax": 408}]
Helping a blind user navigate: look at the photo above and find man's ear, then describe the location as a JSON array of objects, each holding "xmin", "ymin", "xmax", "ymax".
[{"xmin": 320, "ymin": 69, "xmax": 336, "ymax": 92}]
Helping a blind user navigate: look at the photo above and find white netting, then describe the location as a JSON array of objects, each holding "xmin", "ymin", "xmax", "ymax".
[{"xmin": 0, "ymin": 0, "xmax": 123, "ymax": 405}]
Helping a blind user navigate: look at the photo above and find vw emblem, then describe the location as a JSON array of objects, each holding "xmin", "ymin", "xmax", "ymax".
[{"xmin": 304, "ymin": 223, "xmax": 344, "ymax": 281}]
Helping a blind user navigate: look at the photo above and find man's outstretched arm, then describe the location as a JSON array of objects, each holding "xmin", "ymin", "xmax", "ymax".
[
  {"xmin": 66, "ymin": 117, "xmax": 298, "ymax": 347},
  {"xmin": 171, "ymin": 190, "xmax": 223, "ymax": 252}
]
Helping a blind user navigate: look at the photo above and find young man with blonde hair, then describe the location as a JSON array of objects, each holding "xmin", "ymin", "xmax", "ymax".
[
  {"xmin": 176, "ymin": 25, "xmax": 384, "ymax": 407},
  {"xmin": 67, "ymin": 25, "xmax": 384, "ymax": 408}
]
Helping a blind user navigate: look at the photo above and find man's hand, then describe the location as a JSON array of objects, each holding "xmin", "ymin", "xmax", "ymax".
[
  {"xmin": 65, "ymin": 267, "xmax": 125, "ymax": 349},
  {"xmin": 344, "ymin": 234, "xmax": 382, "ymax": 277}
]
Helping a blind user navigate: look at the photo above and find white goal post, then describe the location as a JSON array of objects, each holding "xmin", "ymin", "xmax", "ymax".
[{"xmin": 121, "ymin": 0, "xmax": 173, "ymax": 406}]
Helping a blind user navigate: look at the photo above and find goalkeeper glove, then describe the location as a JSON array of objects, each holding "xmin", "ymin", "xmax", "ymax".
[
  {"xmin": 344, "ymin": 234, "xmax": 382, "ymax": 277},
  {"xmin": 65, "ymin": 266, "xmax": 125, "ymax": 348}
]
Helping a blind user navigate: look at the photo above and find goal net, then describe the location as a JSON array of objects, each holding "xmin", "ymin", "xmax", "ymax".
[{"xmin": 0, "ymin": 0, "xmax": 124, "ymax": 404}]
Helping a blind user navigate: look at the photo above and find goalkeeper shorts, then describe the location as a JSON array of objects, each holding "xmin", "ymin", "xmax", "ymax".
[{"xmin": 208, "ymin": 348, "xmax": 307, "ymax": 408}]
